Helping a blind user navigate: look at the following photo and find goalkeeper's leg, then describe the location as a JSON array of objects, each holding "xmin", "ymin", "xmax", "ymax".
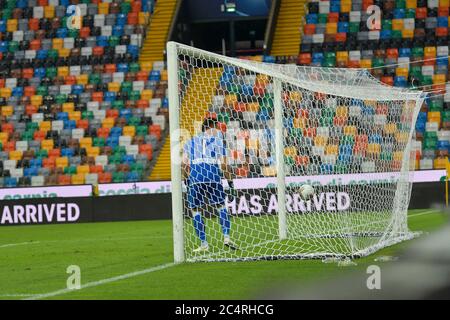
[
  {"xmin": 218, "ymin": 205, "xmax": 237, "ymax": 249},
  {"xmin": 221, "ymin": 180, "xmax": 239, "ymax": 249},
  {"xmin": 192, "ymin": 211, "xmax": 208, "ymax": 252},
  {"xmin": 218, "ymin": 205, "xmax": 230, "ymax": 237},
  {"xmin": 188, "ymin": 183, "xmax": 208, "ymax": 252},
  {"xmin": 218, "ymin": 181, "xmax": 237, "ymax": 250}
]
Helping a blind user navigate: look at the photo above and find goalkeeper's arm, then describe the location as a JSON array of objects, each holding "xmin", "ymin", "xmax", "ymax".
[
  {"xmin": 181, "ymin": 153, "xmax": 190, "ymax": 192},
  {"xmin": 220, "ymin": 157, "xmax": 235, "ymax": 192}
]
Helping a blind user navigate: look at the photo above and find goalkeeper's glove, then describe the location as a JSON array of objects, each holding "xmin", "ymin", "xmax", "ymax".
[
  {"xmin": 224, "ymin": 180, "xmax": 237, "ymax": 196},
  {"xmin": 182, "ymin": 180, "xmax": 188, "ymax": 193}
]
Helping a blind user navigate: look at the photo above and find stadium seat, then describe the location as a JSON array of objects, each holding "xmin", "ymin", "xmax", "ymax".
[
  {"xmin": 0, "ymin": 0, "xmax": 166, "ymax": 187},
  {"xmin": 293, "ymin": 0, "xmax": 450, "ymax": 171}
]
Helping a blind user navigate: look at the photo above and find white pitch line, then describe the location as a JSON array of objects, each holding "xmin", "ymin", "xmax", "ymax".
[
  {"xmin": 0, "ymin": 241, "xmax": 40, "ymax": 249},
  {"xmin": 57, "ymin": 235, "xmax": 171, "ymax": 242},
  {"xmin": 409, "ymin": 209, "xmax": 441, "ymax": 218},
  {"xmin": 0, "ymin": 235, "xmax": 170, "ymax": 249},
  {"xmin": 24, "ymin": 262, "xmax": 176, "ymax": 300},
  {"xmin": 0, "ymin": 294, "xmax": 41, "ymax": 298}
]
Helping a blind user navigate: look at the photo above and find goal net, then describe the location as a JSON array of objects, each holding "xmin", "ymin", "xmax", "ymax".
[{"xmin": 167, "ymin": 42, "xmax": 426, "ymax": 263}]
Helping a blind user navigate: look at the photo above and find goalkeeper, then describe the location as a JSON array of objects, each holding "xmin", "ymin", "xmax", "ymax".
[{"xmin": 182, "ymin": 117, "xmax": 237, "ymax": 252}]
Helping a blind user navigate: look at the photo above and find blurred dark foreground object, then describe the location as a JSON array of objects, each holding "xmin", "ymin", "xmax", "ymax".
[{"xmin": 259, "ymin": 223, "xmax": 450, "ymax": 300}]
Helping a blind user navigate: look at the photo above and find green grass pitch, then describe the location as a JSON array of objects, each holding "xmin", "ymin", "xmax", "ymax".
[{"xmin": 0, "ymin": 209, "xmax": 447, "ymax": 300}]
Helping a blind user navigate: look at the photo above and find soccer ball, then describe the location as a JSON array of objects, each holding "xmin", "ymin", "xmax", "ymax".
[{"xmin": 299, "ymin": 184, "xmax": 315, "ymax": 200}]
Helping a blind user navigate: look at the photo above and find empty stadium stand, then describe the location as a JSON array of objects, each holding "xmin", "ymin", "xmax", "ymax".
[
  {"xmin": 139, "ymin": 0, "xmax": 177, "ymax": 64},
  {"xmin": 1, "ymin": 0, "xmax": 448, "ymax": 188},
  {"xmin": 270, "ymin": 0, "xmax": 307, "ymax": 57},
  {"xmin": 292, "ymin": 0, "xmax": 450, "ymax": 170},
  {"xmin": 0, "ymin": 0, "xmax": 169, "ymax": 187},
  {"xmin": 195, "ymin": 64, "xmax": 417, "ymax": 179}
]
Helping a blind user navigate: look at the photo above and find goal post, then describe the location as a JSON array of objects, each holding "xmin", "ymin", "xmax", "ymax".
[
  {"xmin": 274, "ymin": 78, "xmax": 287, "ymax": 241},
  {"xmin": 167, "ymin": 41, "xmax": 184, "ymax": 263},
  {"xmin": 167, "ymin": 41, "xmax": 426, "ymax": 263}
]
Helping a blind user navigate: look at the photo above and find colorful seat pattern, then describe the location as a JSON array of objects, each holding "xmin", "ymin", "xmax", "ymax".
[
  {"xmin": 0, "ymin": 0, "xmax": 168, "ymax": 187},
  {"xmin": 202, "ymin": 65, "xmax": 416, "ymax": 178},
  {"xmin": 265, "ymin": 0, "xmax": 450, "ymax": 171}
]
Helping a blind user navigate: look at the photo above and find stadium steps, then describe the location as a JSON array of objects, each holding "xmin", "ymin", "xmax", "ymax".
[
  {"xmin": 148, "ymin": 134, "xmax": 171, "ymax": 180},
  {"xmin": 139, "ymin": 0, "xmax": 178, "ymax": 64},
  {"xmin": 180, "ymin": 67, "xmax": 223, "ymax": 136},
  {"xmin": 270, "ymin": 0, "xmax": 306, "ymax": 56},
  {"xmin": 149, "ymin": 68, "xmax": 222, "ymax": 180}
]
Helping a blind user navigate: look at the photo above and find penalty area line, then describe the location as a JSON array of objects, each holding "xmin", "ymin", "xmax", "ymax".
[
  {"xmin": 0, "ymin": 294, "xmax": 43, "ymax": 297},
  {"xmin": 0, "ymin": 241, "xmax": 40, "ymax": 249},
  {"xmin": 25, "ymin": 262, "xmax": 176, "ymax": 300},
  {"xmin": 409, "ymin": 210, "xmax": 441, "ymax": 218}
]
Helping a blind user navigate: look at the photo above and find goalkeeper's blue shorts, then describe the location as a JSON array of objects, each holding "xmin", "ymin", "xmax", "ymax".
[{"xmin": 187, "ymin": 182, "xmax": 226, "ymax": 209}]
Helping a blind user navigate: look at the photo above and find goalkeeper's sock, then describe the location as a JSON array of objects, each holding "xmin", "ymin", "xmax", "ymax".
[
  {"xmin": 218, "ymin": 206, "xmax": 230, "ymax": 236},
  {"xmin": 192, "ymin": 211, "xmax": 206, "ymax": 243}
]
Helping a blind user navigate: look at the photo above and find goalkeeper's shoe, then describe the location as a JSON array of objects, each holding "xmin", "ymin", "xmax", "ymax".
[
  {"xmin": 224, "ymin": 236, "xmax": 238, "ymax": 250},
  {"xmin": 193, "ymin": 242, "xmax": 209, "ymax": 253}
]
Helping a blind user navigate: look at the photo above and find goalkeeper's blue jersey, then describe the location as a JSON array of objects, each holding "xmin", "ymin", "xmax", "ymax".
[{"xmin": 184, "ymin": 131, "xmax": 225, "ymax": 184}]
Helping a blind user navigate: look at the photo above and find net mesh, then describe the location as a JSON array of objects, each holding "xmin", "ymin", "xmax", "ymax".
[{"xmin": 169, "ymin": 43, "xmax": 425, "ymax": 262}]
